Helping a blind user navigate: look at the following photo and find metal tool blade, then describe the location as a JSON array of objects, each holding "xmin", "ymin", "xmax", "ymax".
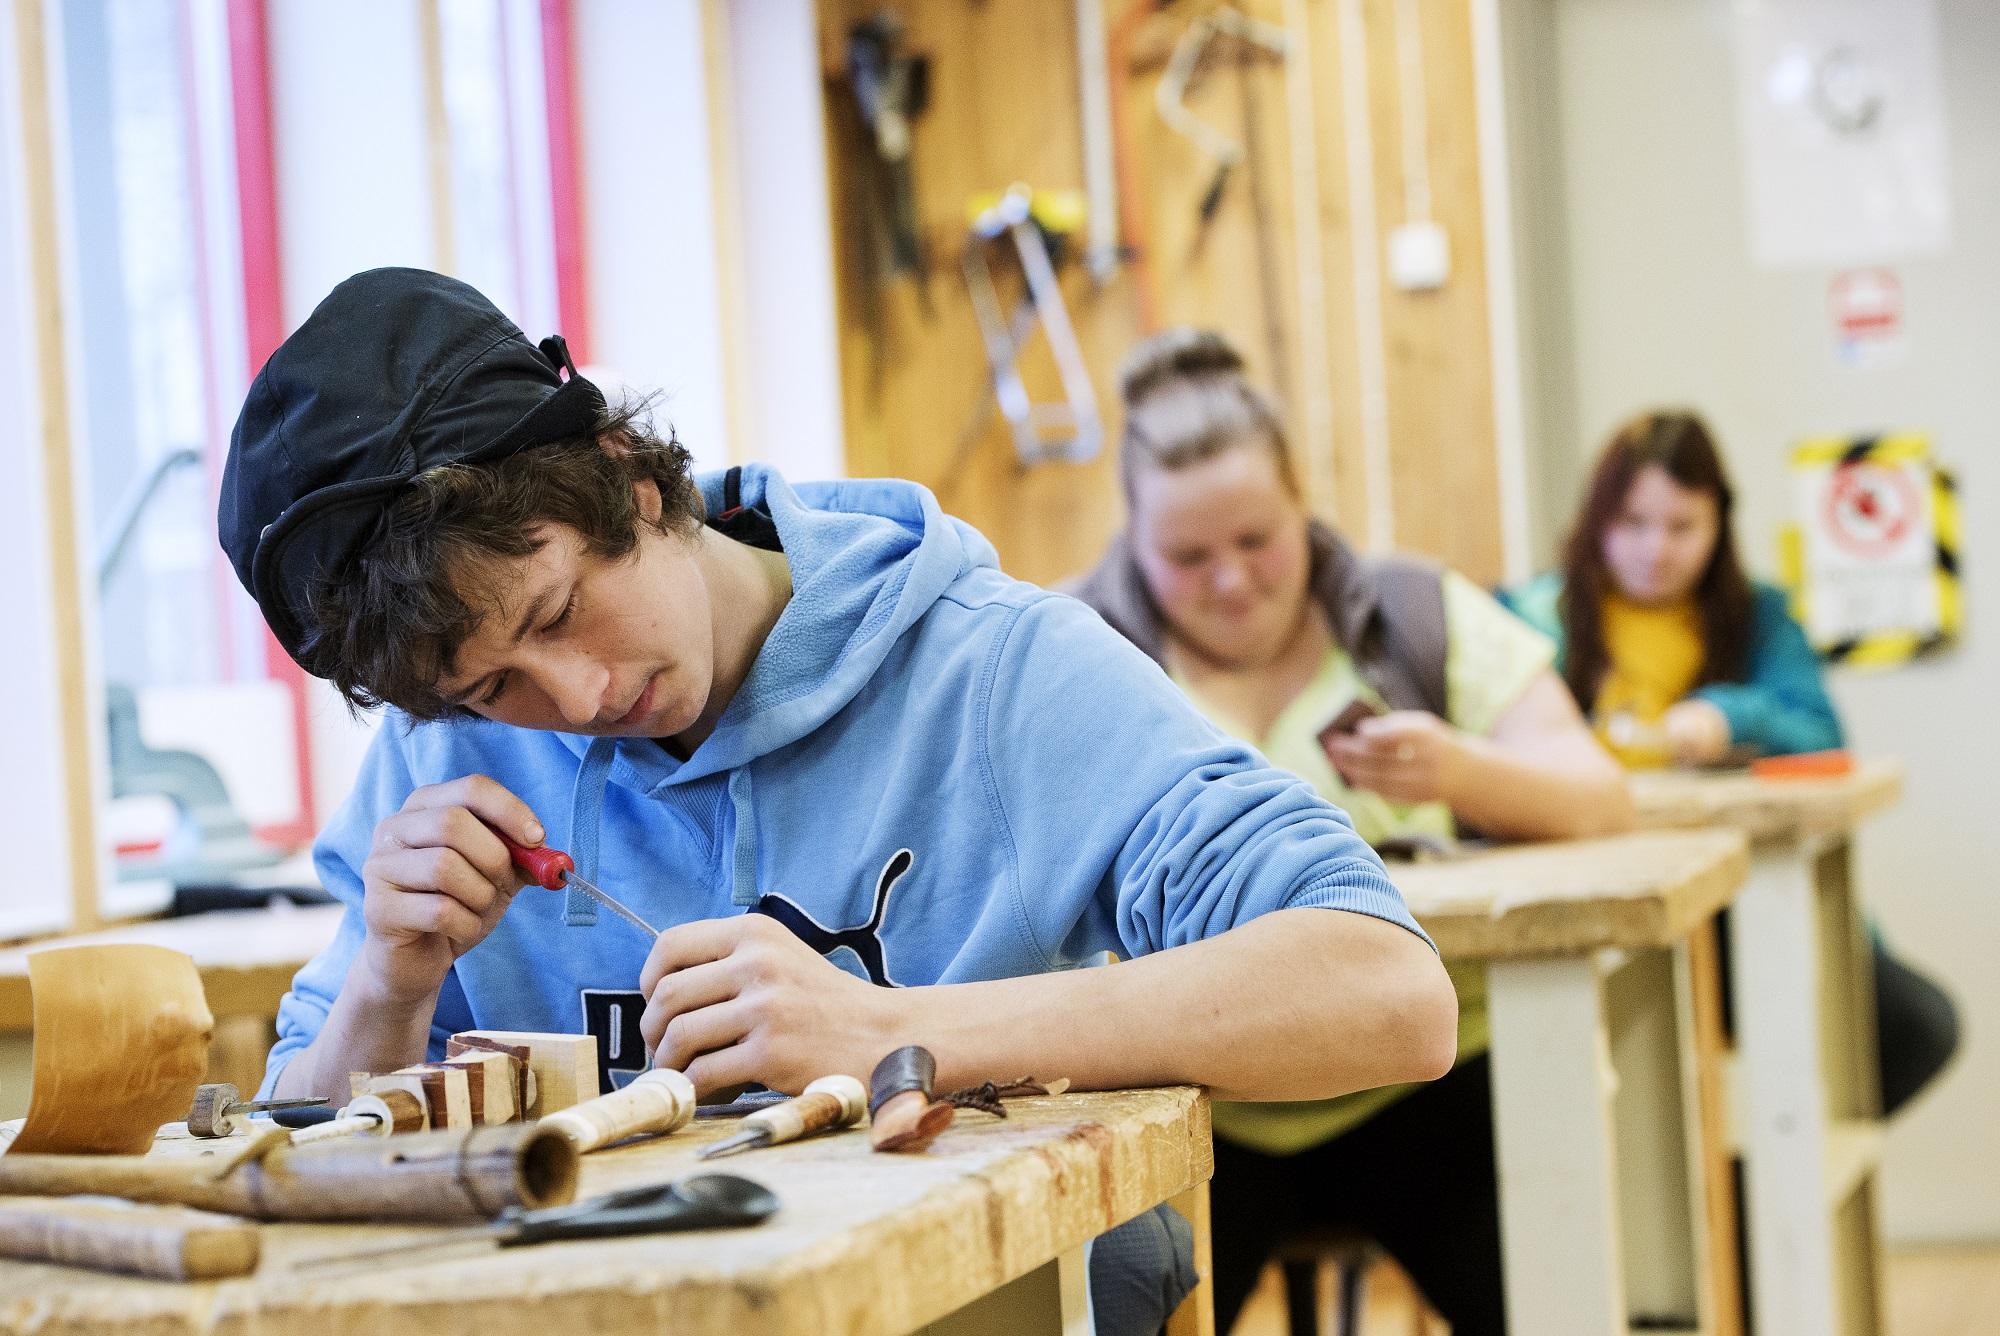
[{"xmin": 561, "ymin": 871, "xmax": 659, "ymax": 939}]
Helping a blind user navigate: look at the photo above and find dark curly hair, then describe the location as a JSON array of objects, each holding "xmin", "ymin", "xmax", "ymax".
[{"xmin": 301, "ymin": 394, "xmax": 704, "ymax": 720}]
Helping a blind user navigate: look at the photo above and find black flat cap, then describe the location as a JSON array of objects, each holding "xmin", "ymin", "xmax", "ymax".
[{"xmin": 219, "ymin": 267, "xmax": 604, "ymax": 673}]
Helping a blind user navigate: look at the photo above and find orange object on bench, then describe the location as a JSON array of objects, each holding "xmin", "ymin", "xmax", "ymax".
[{"xmin": 1750, "ymin": 749, "xmax": 1856, "ymax": 780}]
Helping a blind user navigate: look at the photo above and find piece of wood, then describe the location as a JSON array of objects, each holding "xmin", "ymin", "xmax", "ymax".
[
  {"xmin": 397, "ymin": 1065, "xmax": 472, "ymax": 1131},
  {"xmin": 0, "ymin": 1088, "xmax": 1210, "ymax": 1333},
  {"xmin": 449, "ymin": 1031, "xmax": 597, "ymax": 1116},
  {"xmin": 1630, "ymin": 761, "xmax": 1903, "ymax": 844},
  {"xmin": 1487, "ymin": 954, "xmax": 1626, "ymax": 1335},
  {"xmin": 1163, "ymin": 1182, "xmax": 1215, "ymax": 1336},
  {"xmin": 0, "ymin": 1123, "xmax": 578, "ymax": 1223},
  {"xmin": 13, "ymin": 0, "xmax": 101, "ymax": 935},
  {"xmin": 1391, "ymin": 828, "xmax": 1747, "ymax": 960},
  {"xmin": 445, "ymin": 1034, "xmax": 539, "ymax": 1118},
  {"xmin": 1686, "ymin": 916, "xmax": 1746, "ymax": 1336},
  {"xmin": 12, "ymin": 945, "xmax": 215, "ymax": 1155},
  {"xmin": 440, "ymin": 1051, "xmax": 518, "ymax": 1125},
  {"xmin": 542, "ymin": 1068, "xmax": 696, "ymax": 1153},
  {"xmin": 1731, "ymin": 848, "xmax": 1839, "ymax": 1336},
  {"xmin": 0, "ymin": 1200, "xmax": 259, "ymax": 1281}
]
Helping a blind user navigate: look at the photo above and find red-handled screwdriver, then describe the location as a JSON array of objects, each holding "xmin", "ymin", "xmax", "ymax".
[{"xmin": 483, "ymin": 820, "xmax": 660, "ymax": 939}]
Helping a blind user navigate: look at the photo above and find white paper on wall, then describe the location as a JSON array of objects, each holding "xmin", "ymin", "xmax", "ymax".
[{"xmin": 1732, "ymin": 0, "xmax": 1951, "ymax": 267}]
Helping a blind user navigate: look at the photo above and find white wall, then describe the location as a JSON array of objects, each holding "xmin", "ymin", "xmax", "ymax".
[
  {"xmin": 574, "ymin": 1, "xmax": 730, "ymax": 471},
  {"xmin": 1511, "ymin": 0, "xmax": 2000, "ymax": 1241}
]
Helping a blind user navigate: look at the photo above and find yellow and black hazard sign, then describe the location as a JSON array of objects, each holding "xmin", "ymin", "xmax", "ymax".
[{"xmin": 1782, "ymin": 433, "xmax": 1960, "ymax": 669}]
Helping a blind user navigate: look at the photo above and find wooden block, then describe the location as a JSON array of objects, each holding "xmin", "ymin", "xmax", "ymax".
[
  {"xmin": 449, "ymin": 1031, "xmax": 598, "ymax": 1117},
  {"xmin": 397, "ymin": 1064, "xmax": 472, "ymax": 1131},
  {"xmin": 440, "ymin": 1051, "xmax": 518, "ymax": 1125},
  {"xmin": 445, "ymin": 1035, "xmax": 536, "ymax": 1119}
]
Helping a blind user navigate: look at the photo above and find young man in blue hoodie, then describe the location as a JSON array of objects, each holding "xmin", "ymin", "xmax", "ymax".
[{"xmin": 221, "ymin": 269, "xmax": 1454, "ymax": 1330}]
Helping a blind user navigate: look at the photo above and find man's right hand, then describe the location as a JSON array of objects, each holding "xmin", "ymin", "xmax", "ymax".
[{"xmin": 357, "ymin": 775, "xmax": 542, "ymax": 1004}]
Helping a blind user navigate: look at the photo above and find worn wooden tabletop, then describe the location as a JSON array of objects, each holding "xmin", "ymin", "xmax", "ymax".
[
  {"xmin": 1629, "ymin": 760, "xmax": 1903, "ymax": 842},
  {"xmin": 0, "ymin": 1086, "xmax": 1212, "ymax": 1335},
  {"xmin": 1393, "ymin": 828, "xmax": 1749, "ymax": 960}
]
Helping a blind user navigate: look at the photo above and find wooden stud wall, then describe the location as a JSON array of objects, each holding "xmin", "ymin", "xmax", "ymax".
[
  {"xmin": 817, "ymin": 0, "xmax": 1504, "ymax": 588},
  {"xmin": 14, "ymin": 0, "xmax": 102, "ymax": 933}
]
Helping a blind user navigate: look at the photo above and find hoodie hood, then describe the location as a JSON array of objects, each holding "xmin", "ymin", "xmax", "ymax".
[{"xmin": 556, "ymin": 464, "xmax": 997, "ymax": 788}]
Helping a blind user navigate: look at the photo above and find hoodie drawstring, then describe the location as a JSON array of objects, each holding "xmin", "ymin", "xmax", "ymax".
[
  {"xmin": 728, "ymin": 768, "xmax": 758, "ymax": 906},
  {"xmin": 565, "ymin": 737, "xmax": 618, "ymax": 926}
]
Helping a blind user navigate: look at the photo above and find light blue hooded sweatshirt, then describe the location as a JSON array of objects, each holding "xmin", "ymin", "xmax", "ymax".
[{"xmin": 263, "ymin": 464, "xmax": 1428, "ymax": 1095}]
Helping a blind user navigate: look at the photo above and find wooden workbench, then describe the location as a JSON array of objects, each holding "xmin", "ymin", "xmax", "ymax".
[
  {"xmin": 0, "ymin": 904, "xmax": 343, "ymax": 1032},
  {"xmin": 1632, "ymin": 763, "xmax": 1903, "ymax": 1336},
  {"xmin": 1393, "ymin": 828, "xmax": 1750, "ymax": 1336},
  {"xmin": 0, "ymin": 1087, "xmax": 1213, "ymax": 1335}
]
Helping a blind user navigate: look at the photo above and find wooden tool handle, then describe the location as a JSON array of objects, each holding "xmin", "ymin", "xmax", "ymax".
[
  {"xmin": 539, "ymin": 1068, "xmax": 696, "ymax": 1153},
  {"xmin": 0, "ymin": 1201, "xmax": 259, "ymax": 1280},
  {"xmin": 286, "ymin": 1090, "xmax": 426, "ymax": 1146}
]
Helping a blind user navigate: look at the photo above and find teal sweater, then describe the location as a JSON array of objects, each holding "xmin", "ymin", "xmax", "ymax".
[{"xmin": 1502, "ymin": 574, "xmax": 1843, "ymax": 758}]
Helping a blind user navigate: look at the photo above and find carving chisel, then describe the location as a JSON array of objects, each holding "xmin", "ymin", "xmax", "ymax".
[{"xmin": 696, "ymin": 1075, "xmax": 868, "ymax": 1159}]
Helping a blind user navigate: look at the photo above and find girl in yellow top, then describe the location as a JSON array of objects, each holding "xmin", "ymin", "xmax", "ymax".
[
  {"xmin": 1506, "ymin": 409, "xmax": 1958, "ymax": 1128},
  {"xmin": 1071, "ymin": 329, "xmax": 1633, "ymax": 1335}
]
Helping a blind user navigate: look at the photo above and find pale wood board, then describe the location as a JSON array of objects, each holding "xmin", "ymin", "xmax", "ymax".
[
  {"xmin": 0, "ymin": 1088, "xmax": 1212, "ymax": 1335},
  {"xmin": 1391, "ymin": 829, "xmax": 1747, "ymax": 960},
  {"xmin": 816, "ymin": 0, "xmax": 1506, "ymax": 589},
  {"xmin": 0, "ymin": 906, "xmax": 343, "ymax": 1032},
  {"xmin": 1629, "ymin": 761, "xmax": 1903, "ymax": 844}
]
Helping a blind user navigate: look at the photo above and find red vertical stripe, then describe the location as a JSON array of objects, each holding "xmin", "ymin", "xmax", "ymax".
[
  {"xmin": 227, "ymin": 0, "xmax": 316, "ymax": 847},
  {"xmin": 540, "ymin": 0, "xmax": 589, "ymax": 359}
]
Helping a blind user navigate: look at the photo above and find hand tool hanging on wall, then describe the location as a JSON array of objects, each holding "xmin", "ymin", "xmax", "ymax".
[
  {"xmin": 0, "ymin": 1199, "xmax": 261, "ymax": 1281},
  {"xmin": 846, "ymin": 12, "xmax": 932, "ymax": 314},
  {"xmin": 697, "ymin": 1074, "xmax": 867, "ymax": 1160},
  {"xmin": 0, "ymin": 1123, "xmax": 578, "ymax": 1223},
  {"xmin": 184, "ymin": 1084, "xmax": 326, "ymax": 1139},
  {"xmin": 1156, "ymin": 7, "xmax": 1288, "ymax": 224},
  {"xmin": 541, "ymin": 1067, "xmax": 697, "ymax": 1153},
  {"xmin": 958, "ymin": 184, "xmax": 1103, "ymax": 470},
  {"xmin": 294, "ymin": 1175, "xmax": 779, "ymax": 1276},
  {"xmin": 868, "ymin": 1046, "xmax": 955, "ymax": 1152}
]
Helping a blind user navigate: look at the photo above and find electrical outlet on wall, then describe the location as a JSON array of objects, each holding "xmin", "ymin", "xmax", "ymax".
[{"xmin": 1388, "ymin": 221, "xmax": 1451, "ymax": 291}]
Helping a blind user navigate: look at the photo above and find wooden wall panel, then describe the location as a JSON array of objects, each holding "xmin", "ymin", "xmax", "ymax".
[{"xmin": 818, "ymin": 0, "xmax": 1502, "ymax": 589}]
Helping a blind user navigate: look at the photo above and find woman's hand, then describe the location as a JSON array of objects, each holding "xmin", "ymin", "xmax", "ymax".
[
  {"xmin": 1323, "ymin": 710, "xmax": 1466, "ymax": 805},
  {"xmin": 639, "ymin": 913, "xmax": 905, "ymax": 1097},
  {"xmin": 1664, "ymin": 699, "xmax": 1732, "ymax": 766},
  {"xmin": 357, "ymin": 775, "xmax": 537, "ymax": 1006}
]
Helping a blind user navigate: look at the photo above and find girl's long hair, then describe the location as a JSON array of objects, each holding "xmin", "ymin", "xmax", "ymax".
[{"xmin": 1557, "ymin": 410, "xmax": 1755, "ymax": 710}]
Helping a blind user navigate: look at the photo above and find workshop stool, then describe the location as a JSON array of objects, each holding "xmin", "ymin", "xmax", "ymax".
[{"xmin": 1272, "ymin": 1225, "xmax": 1380, "ymax": 1336}]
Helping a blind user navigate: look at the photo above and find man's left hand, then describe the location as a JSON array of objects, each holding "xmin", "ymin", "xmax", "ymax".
[{"xmin": 639, "ymin": 913, "xmax": 902, "ymax": 1097}]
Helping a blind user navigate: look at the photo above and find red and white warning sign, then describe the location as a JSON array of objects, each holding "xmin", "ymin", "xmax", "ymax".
[
  {"xmin": 1821, "ymin": 461, "xmax": 1922, "ymax": 558},
  {"xmin": 1829, "ymin": 268, "xmax": 1906, "ymax": 367}
]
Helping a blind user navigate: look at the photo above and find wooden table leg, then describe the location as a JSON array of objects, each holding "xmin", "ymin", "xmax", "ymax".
[
  {"xmin": 924, "ymin": 1243, "xmax": 1092, "ymax": 1334},
  {"xmin": 1165, "ymin": 1182, "xmax": 1216, "ymax": 1336},
  {"xmin": 1487, "ymin": 955, "xmax": 1626, "ymax": 1335},
  {"xmin": 1731, "ymin": 844, "xmax": 1839, "ymax": 1336}
]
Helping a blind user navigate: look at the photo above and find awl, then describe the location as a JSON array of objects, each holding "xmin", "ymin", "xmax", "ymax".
[
  {"xmin": 486, "ymin": 820, "xmax": 659, "ymax": 939},
  {"xmin": 697, "ymin": 1075, "xmax": 867, "ymax": 1159}
]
